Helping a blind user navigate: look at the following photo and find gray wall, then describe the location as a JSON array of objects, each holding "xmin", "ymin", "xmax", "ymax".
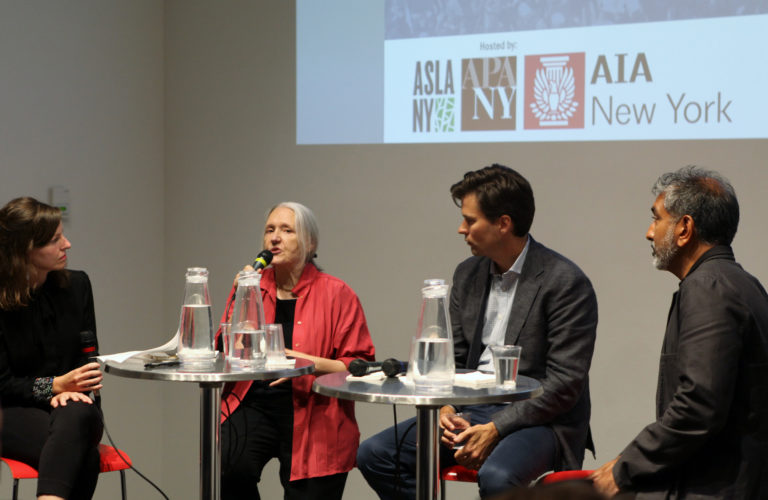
[
  {"xmin": 0, "ymin": 1, "xmax": 166, "ymax": 498},
  {"xmin": 2, "ymin": 1, "xmax": 767, "ymax": 499}
]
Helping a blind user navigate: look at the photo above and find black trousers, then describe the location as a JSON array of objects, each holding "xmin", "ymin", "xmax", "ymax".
[
  {"xmin": 221, "ymin": 392, "xmax": 347, "ymax": 500},
  {"xmin": 1, "ymin": 401, "xmax": 103, "ymax": 499}
]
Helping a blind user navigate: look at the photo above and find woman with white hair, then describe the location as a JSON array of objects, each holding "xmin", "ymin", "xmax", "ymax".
[{"xmin": 218, "ymin": 202, "xmax": 375, "ymax": 500}]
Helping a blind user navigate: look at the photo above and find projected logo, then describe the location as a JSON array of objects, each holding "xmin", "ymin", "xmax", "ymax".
[
  {"xmin": 524, "ymin": 53, "xmax": 585, "ymax": 129},
  {"xmin": 412, "ymin": 60, "xmax": 456, "ymax": 133},
  {"xmin": 461, "ymin": 57, "xmax": 517, "ymax": 131}
]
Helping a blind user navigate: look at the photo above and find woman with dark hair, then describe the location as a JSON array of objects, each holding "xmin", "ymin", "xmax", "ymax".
[
  {"xmin": 0, "ymin": 197, "xmax": 104, "ymax": 500},
  {"xmin": 218, "ymin": 201, "xmax": 376, "ymax": 500}
]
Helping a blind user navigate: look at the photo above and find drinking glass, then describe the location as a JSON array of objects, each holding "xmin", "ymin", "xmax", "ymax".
[
  {"xmin": 230, "ymin": 329, "xmax": 266, "ymax": 369},
  {"xmin": 220, "ymin": 322, "xmax": 231, "ymax": 356},
  {"xmin": 490, "ymin": 345, "xmax": 522, "ymax": 388},
  {"xmin": 447, "ymin": 412, "xmax": 472, "ymax": 449},
  {"xmin": 265, "ymin": 323, "xmax": 286, "ymax": 362}
]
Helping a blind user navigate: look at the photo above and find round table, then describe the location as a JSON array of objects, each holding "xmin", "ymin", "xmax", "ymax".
[
  {"xmin": 105, "ymin": 355, "xmax": 314, "ymax": 500},
  {"xmin": 313, "ymin": 372, "xmax": 542, "ymax": 500}
]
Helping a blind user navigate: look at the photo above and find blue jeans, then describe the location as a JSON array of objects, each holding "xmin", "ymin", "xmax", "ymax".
[{"xmin": 356, "ymin": 404, "xmax": 557, "ymax": 499}]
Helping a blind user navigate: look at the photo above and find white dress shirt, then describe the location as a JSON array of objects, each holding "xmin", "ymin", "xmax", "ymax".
[{"xmin": 476, "ymin": 238, "xmax": 530, "ymax": 372}]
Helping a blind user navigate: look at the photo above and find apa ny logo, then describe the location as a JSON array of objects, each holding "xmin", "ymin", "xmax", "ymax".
[
  {"xmin": 461, "ymin": 57, "xmax": 517, "ymax": 131},
  {"xmin": 412, "ymin": 60, "xmax": 455, "ymax": 133},
  {"xmin": 525, "ymin": 53, "xmax": 585, "ymax": 129}
]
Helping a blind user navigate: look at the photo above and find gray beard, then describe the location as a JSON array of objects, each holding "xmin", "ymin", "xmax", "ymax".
[{"xmin": 652, "ymin": 227, "xmax": 678, "ymax": 270}]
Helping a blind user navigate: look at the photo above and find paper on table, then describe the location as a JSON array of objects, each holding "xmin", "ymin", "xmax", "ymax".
[
  {"xmin": 346, "ymin": 371, "xmax": 387, "ymax": 384},
  {"xmin": 97, "ymin": 330, "xmax": 180, "ymax": 364},
  {"xmin": 401, "ymin": 372, "xmax": 496, "ymax": 388},
  {"xmin": 454, "ymin": 371, "xmax": 497, "ymax": 389},
  {"xmin": 265, "ymin": 357, "xmax": 296, "ymax": 369}
]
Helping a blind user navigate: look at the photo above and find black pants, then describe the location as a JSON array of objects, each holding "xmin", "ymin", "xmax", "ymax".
[
  {"xmin": 221, "ymin": 393, "xmax": 347, "ymax": 500},
  {"xmin": 1, "ymin": 401, "xmax": 103, "ymax": 499}
]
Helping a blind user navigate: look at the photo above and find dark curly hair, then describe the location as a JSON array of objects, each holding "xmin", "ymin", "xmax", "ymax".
[{"xmin": 450, "ymin": 164, "xmax": 535, "ymax": 237}]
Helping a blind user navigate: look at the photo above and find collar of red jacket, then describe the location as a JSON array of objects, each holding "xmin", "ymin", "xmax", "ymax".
[{"xmin": 260, "ymin": 262, "xmax": 319, "ymax": 298}]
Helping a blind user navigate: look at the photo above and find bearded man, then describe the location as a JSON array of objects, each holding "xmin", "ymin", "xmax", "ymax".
[{"xmin": 591, "ymin": 166, "xmax": 768, "ymax": 499}]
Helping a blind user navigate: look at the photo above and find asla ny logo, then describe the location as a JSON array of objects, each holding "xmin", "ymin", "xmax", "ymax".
[
  {"xmin": 412, "ymin": 60, "xmax": 455, "ymax": 133},
  {"xmin": 461, "ymin": 57, "xmax": 517, "ymax": 131}
]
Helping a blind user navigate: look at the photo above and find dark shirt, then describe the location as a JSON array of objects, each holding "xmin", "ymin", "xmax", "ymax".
[
  {"xmin": 616, "ymin": 246, "xmax": 768, "ymax": 499},
  {"xmin": 244, "ymin": 298, "xmax": 296, "ymax": 403},
  {"xmin": 276, "ymin": 297, "xmax": 295, "ymax": 349},
  {"xmin": 0, "ymin": 270, "xmax": 97, "ymax": 407}
]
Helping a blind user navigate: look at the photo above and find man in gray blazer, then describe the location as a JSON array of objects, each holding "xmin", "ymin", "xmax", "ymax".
[
  {"xmin": 357, "ymin": 165, "xmax": 598, "ymax": 499},
  {"xmin": 591, "ymin": 166, "xmax": 768, "ymax": 499}
]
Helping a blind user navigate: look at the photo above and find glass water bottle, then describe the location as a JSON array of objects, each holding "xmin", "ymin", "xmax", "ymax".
[
  {"xmin": 228, "ymin": 270, "xmax": 267, "ymax": 369},
  {"xmin": 407, "ymin": 279, "xmax": 455, "ymax": 393},
  {"xmin": 177, "ymin": 267, "xmax": 216, "ymax": 363}
]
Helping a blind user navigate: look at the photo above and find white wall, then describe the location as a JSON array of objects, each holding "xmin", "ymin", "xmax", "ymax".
[
  {"xmin": 0, "ymin": 1, "xmax": 166, "ymax": 498},
  {"xmin": 2, "ymin": 1, "xmax": 767, "ymax": 499}
]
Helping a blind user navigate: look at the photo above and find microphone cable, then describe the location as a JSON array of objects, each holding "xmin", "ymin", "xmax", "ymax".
[
  {"xmin": 79, "ymin": 330, "xmax": 168, "ymax": 498},
  {"xmin": 216, "ymin": 252, "xmax": 273, "ymax": 471},
  {"xmin": 392, "ymin": 405, "xmax": 417, "ymax": 499},
  {"xmin": 220, "ymin": 390, "xmax": 244, "ymax": 476},
  {"xmin": 96, "ymin": 393, "xmax": 170, "ymax": 499}
]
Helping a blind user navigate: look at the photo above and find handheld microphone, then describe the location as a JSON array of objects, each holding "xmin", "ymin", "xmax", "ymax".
[
  {"xmin": 79, "ymin": 330, "xmax": 101, "ymax": 405},
  {"xmin": 252, "ymin": 250, "xmax": 273, "ymax": 271},
  {"xmin": 349, "ymin": 359, "xmax": 383, "ymax": 377},
  {"xmin": 80, "ymin": 330, "xmax": 99, "ymax": 363},
  {"xmin": 382, "ymin": 358, "xmax": 408, "ymax": 378}
]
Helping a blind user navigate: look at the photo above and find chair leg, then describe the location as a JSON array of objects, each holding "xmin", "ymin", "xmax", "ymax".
[
  {"xmin": 120, "ymin": 470, "xmax": 128, "ymax": 500},
  {"xmin": 12, "ymin": 478, "xmax": 19, "ymax": 500},
  {"xmin": 440, "ymin": 477, "xmax": 445, "ymax": 500}
]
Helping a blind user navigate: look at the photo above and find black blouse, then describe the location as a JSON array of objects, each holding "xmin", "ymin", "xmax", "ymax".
[
  {"xmin": 244, "ymin": 297, "xmax": 297, "ymax": 402},
  {"xmin": 0, "ymin": 270, "xmax": 97, "ymax": 407}
]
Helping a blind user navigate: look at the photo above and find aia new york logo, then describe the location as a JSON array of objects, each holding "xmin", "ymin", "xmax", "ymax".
[{"xmin": 524, "ymin": 53, "xmax": 585, "ymax": 129}]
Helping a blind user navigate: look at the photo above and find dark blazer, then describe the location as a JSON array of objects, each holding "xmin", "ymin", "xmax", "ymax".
[
  {"xmin": 451, "ymin": 236, "xmax": 598, "ymax": 471},
  {"xmin": 0, "ymin": 270, "xmax": 96, "ymax": 407},
  {"xmin": 615, "ymin": 246, "xmax": 768, "ymax": 499}
]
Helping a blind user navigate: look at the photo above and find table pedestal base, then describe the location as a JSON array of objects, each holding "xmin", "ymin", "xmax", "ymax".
[
  {"xmin": 311, "ymin": 372, "xmax": 541, "ymax": 500},
  {"xmin": 416, "ymin": 406, "xmax": 441, "ymax": 500},
  {"xmin": 200, "ymin": 382, "xmax": 223, "ymax": 500},
  {"xmin": 104, "ymin": 357, "xmax": 314, "ymax": 500}
]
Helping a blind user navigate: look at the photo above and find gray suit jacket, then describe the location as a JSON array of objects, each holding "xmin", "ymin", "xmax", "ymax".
[{"xmin": 450, "ymin": 236, "xmax": 598, "ymax": 471}]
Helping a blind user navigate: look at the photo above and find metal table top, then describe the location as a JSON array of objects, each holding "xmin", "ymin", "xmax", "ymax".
[
  {"xmin": 105, "ymin": 354, "xmax": 314, "ymax": 383},
  {"xmin": 313, "ymin": 371, "xmax": 542, "ymax": 407}
]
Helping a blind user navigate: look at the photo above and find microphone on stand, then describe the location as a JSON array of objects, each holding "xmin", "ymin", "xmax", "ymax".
[
  {"xmin": 348, "ymin": 359, "xmax": 384, "ymax": 377},
  {"xmin": 382, "ymin": 358, "xmax": 408, "ymax": 378},
  {"xmin": 79, "ymin": 330, "xmax": 101, "ymax": 406},
  {"xmin": 348, "ymin": 358, "xmax": 409, "ymax": 377}
]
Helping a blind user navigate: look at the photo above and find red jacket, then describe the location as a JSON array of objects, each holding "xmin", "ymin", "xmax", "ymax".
[{"xmin": 219, "ymin": 263, "xmax": 375, "ymax": 480}]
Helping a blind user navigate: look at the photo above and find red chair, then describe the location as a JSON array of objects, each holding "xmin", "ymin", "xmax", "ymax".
[
  {"xmin": 1, "ymin": 444, "xmax": 131, "ymax": 500},
  {"xmin": 537, "ymin": 469, "xmax": 594, "ymax": 484},
  {"xmin": 440, "ymin": 465, "xmax": 594, "ymax": 498},
  {"xmin": 440, "ymin": 464, "xmax": 478, "ymax": 500}
]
